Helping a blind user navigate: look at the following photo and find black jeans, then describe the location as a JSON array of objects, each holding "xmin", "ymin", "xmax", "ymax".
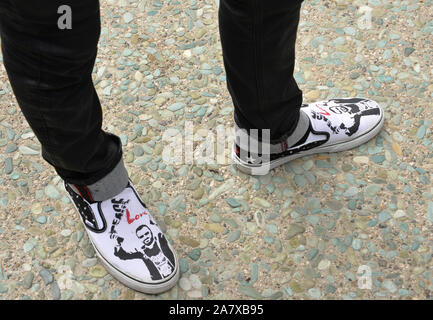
[
  {"xmin": 0, "ymin": 0, "xmax": 303, "ymax": 192},
  {"xmin": 220, "ymin": 0, "xmax": 304, "ymax": 142}
]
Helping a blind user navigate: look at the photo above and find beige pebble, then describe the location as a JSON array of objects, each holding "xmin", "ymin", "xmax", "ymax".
[
  {"xmin": 353, "ymin": 156, "xmax": 369, "ymax": 164},
  {"xmin": 318, "ymin": 259, "xmax": 331, "ymax": 270}
]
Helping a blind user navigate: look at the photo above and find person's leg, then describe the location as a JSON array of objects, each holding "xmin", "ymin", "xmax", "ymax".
[
  {"xmin": 220, "ymin": 1, "xmax": 385, "ymax": 175},
  {"xmin": 219, "ymin": 0, "xmax": 304, "ymax": 142},
  {"xmin": 0, "ymin": 0, "xmax": 127, "ymax": 201},
  {"xmin": 0, "ymin": 0, "xmax": 179, "ymax": 293}
]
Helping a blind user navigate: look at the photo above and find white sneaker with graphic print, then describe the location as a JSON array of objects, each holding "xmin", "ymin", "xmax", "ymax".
[
  {"xmin": 233, "ymin": 97, "xmax": 384, "ymax": 175},
  {"xmin": 65, "ymin": 180, "xmax": 180, "ymax": 294}
]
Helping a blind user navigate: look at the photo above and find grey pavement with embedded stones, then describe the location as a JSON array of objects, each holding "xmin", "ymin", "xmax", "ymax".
[{"xmin": 0, "ymin": 0, "xmax": 433, "ymax": 300}]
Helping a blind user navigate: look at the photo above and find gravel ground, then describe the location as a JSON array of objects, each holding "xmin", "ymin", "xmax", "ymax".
[{"xmin": 0, "ymin": 0, "xmax": 433, "ymax": 300}]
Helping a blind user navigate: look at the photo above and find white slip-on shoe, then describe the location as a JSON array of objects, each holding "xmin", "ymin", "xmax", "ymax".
[
  {"xmin": 65, "ymin": 180, "xmax": 180, "ymax": 294},
  {"xmin": 232, "ymin": 97, "xmax": 384, "ymax": 175}
]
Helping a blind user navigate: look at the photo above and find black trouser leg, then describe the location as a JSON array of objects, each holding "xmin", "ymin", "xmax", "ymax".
[
  {"xmin": 0, "ymin": 0, "xmax": 125, "ymax": 192},
  {"xmin": 219, "ymin": 0, "xmax": 304, "ymax": 142}
]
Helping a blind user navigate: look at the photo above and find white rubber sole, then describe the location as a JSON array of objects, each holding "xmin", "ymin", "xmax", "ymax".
[
  {"xmin": 94, "ymin": 243, "xmax": 180, "ymax": 295},
  {"xmin": 232, "ymin": 111, "xmax": 385, "ymax": 176},
  {"xmin": 66, "ymin": 190, "xmax": 180, "ymax": 295}
]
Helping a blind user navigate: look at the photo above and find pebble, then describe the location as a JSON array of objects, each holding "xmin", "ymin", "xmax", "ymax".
[
  {"xmin": 179, "ymin": 277, "xmax": 192, "ymax": 291},
  {"xmin": 4, "ymin": 157, "xmax": 13, "ymax": 174},
  {"xmin": 189, "ymin": 249, "xmax": 201, "ymax": 261},
  {"xmin": 39, "ymin": 269, "xmax": 54, "ymax": 285},
  {"xmin": 44, "ymin": 185, "xmax": 61, "ymax": 200},
  {"xmin": 189, "ymin": 274, "xmax": 202, "ymax": 289},
  {"xmin": 226, "ymin": 198, "xmax": 241, "ymax": 208},
  {"xmin": 308, "ymin": 288, "xmax": 322, "ymax": 299},
  {"xmin": 50, "ymin": 282, "xmax": 61, "ymax": 300},
  {"xmin": 286, "ymin": 224, "xmax": 306, "ymax": 239},
  {"xmin": 23, "ymin": 272, "xmax": 34, "ymax": 289},
  {"xmin": 226, "ymin": 230, "xmax": 241, "ymax": 243},
  {"xmin": 88, "ymin": 265, "xmax": 107, "ymax": 278}
]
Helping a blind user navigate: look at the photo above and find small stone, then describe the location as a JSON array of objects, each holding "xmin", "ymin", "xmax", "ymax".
[
  {"xmin": 265, "ymin": 223, "xmax": 278, "ymax": 234},
  {"xmin": 226, "ymin": 198, "xmax": 241, "ymax": 208},
  {"xmin": 308, "ymin": 288, "xmax": 322, "ymax": 299},
  {"xmin": 365, "ymin": 184, "xmax": 381, "ymax": 197},
  {"xmin": 306, "ymin": 248, "xmax": 318, "ymax": 261},
  {"xmin": 353, "ymin": 156, "xmax": 369, "ymax": 164},
  {"xmin": 426, "ymin": 202, "xmax": 433, "ymax": 223},
  {"xmin": 44, "ymin": 185, "xmax": 61, "ymax": 200},
  {"xmin": 179, "ymin": 236, "xmax": 200, "ymax": 247},
  {"xmin": 205, "ymin": 223, "xmax": 224, "ymax": 233},
  {"xmin": 189, "ymin": 274, "xmax": 202, "ymax": 290},
  {"xmin": 382, "ymin": 279, "xmax": 397, "ymax": 294},
  {"xmin": 88, "ymin": 265, "xmax": 107, "ymax": 278},
  {"xmin": 286, "ymin": 224, "xmax": 306, "ymax": 239},
  {"xmin": 4, "ymin": 157, "xmax": 13, "ymax": 174},
  {"xmin": 5, "ymin": 144, "xmax": 17, "ymax": 153},
  {"xmin": 189, "ymin": 248, "xmax": 201, "ymax": 261},
  {"xmin": 179, "ymin": 277, "xmax": 192, "ymax": 291},
  {"xmin": 0, "ymin": 283, "xmax": 8, "ymax": 294},
  {"xmin": 208, "ymin": 179, "xmax": 235, "ymax": 200},
  {"xmin": 123, "ymin": 12, "xmax": 134, "ymax": 23},
  {"xmin": 19, "ymin": 146, "xmax": 39, "ymax": 155},
  {"xmin": 134, "ymin": 71, "xmax": 143, "ymax": 82},
  {"xmin": 35, "ymin": 215, "xmax": 47, "ymax": 224},
  {"xmin": 39, "ymin": 269, "xmax": 54, "ymax": 285},
  {"xmin": 394, "ymin": 210, "xmax": 406, "ymax": 219},
  {"xmin": 50, "ymin": 282, "xmax": 61, "ymax": 300},
  {"xmin": 227, "ymin": 230, "xmax": 241, "ymax": 243},
  {"xmin": 167, "ymin": 102, "xmax": 185, "ymax": 112},
  {"xmin": 23, "ymin": 238, "xmax": 37, "ymax": 253},
  {"xmin": 187, "ymin": 290, "xmax": 202, "ymax": 298},
  {"xmin": 60, "ymin": 229, "xmax": 72, "ymax": 237},
  {"xmin": 23, "ymin": 272, "xmax": 34, "ymax": 289},
  {"xmin": 404, "ymin": 47, "xmax": 415, "ymax": 57},
  {"xmin": 379, "ymin": 211, "xmax": 392, "ymax": 223},
  {"xmin": 238, "ymin": 285, "xmax": 263, "ymax": 299},
  {"xmin": 253, "ymin": 197, "xmax": 271, "ymax": 208},
  {"xmin": 352, "ymin": 239, "xmax": 362, "ymax": 250},
  {"xmin": 82, "ymin": 258, "xmax": 98, "ymax": 268},
  {"xmin": 318, "ymin": 259, "xmax": 331, "ymax": 270}
]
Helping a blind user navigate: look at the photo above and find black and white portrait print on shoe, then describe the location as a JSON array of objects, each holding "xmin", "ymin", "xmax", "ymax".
[
  {"xmin": 65, "ymin": 181, "xmax": 179, "ymax": 294},
  {"xmin": 307, "ymin": 98, "xmax": 381, "ymax": 139},
  {"xmin": 232, "ymin": 97, "xmax": 384, "ymax": 175},
  {"xmin": 112, "ymin": 215, "xmax": 176, "ymax": 281}
]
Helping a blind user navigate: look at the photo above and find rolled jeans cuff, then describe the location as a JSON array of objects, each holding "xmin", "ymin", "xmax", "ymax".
[{"xmin": 67, "ymin": 157, "xmax": 129, "ymax": 202}]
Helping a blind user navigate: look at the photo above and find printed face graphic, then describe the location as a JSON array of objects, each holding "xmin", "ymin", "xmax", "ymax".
[{"xmin": 136, "ymin": 225, "xmax": 153, "ymax": 246}]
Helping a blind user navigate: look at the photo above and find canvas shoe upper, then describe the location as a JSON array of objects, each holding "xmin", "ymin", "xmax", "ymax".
[
  {"xmin": 65, "ymin": 180, "xmax": 179, "ymax": 294},
  {"xmin": 233, "ymin": 97, "xmax": 384, "ymax": 175}
]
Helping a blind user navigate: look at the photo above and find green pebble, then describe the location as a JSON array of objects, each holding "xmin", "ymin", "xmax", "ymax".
[
  {"xmin": 352, "ymin": 239, "xmax": 362, "ymax": 250},
  {"xmin": 226, "ymin": 230, "xmax": 241, "ymax": 243},
  {"xmin": 306, "ymin": 248, "xmax": 318, "ymax": 261},
  {"xmin": 404, "ymin": 47, "xmax": 415, "ymax": 57},
  {"xmin": 35, "ymin": 215, "xmax": 47, "ymax": 224},
  {"xmin": 189, "ymin": 249, "xmax": 201, "ymax": 261},
  {"xmin": 265, "ymin": 223, "xmax": 278, "ymax": 234},
  {"xmin": 226, "ymin": 198, "xmax": 241, "ymax": 208},
  {"xmin": 0, "ymin": 282, "xmax": 8, "ymax": 293},
  {"xmin": 23, "ymin": 272, "xmax": 34, "ymax": 289}
]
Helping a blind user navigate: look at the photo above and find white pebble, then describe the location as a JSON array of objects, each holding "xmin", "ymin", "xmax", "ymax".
[
  {"xmin": 187, "ymin": 290, "xmax": 202, "ymax": 298},
  {"xmin": 179, "ymin": 277, "xmax": 192, "ymax": 291},
  {"xmin": 189, "ymin": 274, "xmax": 202, "ymax": 290}
]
